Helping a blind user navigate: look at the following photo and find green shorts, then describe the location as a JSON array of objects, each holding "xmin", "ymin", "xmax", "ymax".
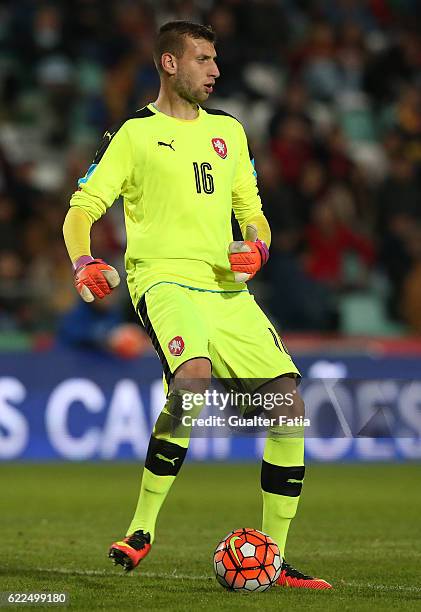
[{"xmin": 137, "ymin": 282, "xmax": 299, "ymax": 389}]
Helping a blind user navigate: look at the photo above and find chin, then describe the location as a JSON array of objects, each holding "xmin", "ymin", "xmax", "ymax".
[
  {"xmin": 181, "ymin": 93, "xmax": 204, "ymax": 105},
  {"xmin": 196, "ymin": 93, "xmax": 209, "ymax": 104},
  {"xmin": 192, "ymin": 89, "xmax": 209, "ymax": 104}
]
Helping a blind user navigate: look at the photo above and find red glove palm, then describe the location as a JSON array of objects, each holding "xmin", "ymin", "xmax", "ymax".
[{"xmin": 74, "ymin": 256, "xmax": 120, "ymax": 302}]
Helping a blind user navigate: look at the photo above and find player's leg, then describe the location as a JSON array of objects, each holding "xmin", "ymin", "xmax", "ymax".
[
  {"xmin": 258, "ymin": 375, "xmax": 304, "ymax": 559},
  {"xmin": 206, "ymin": 292, "xmax": 304, "ymax": 553},
  {"xmin": 208, "ymin": 291, "xmax": 331, "ymax": 588},
  {"xmin": 258, "ymin": 375, "xmax": 331, "ymax": 589},
  {"xmin": 109, "ymin": 284, "xmax": 211, "ymax": 571},
  {"xmin": 125, "ymin": 358, "xmax": 210, "ymax": 539}
]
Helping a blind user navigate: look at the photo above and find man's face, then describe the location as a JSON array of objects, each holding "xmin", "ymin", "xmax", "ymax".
[{"xmin": 172, "ymin": 37, "xmax": 220, "ymax": 104}]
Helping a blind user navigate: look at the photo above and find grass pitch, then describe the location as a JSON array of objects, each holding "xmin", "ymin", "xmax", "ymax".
[{"xmin": 1, "ymin": 463, "xmax": 420, "ymax": 611}]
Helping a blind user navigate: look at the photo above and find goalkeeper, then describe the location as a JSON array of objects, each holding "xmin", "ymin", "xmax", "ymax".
[{"xmin": 63, "ymin": 21, "xmax": 331, "ymax": 590}]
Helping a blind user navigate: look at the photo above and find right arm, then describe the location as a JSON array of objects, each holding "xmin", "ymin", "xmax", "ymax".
[
  {"xmin": 63, "ymin": 123, "xmax": 133, "ymax": 300},
  {"xmin": 63, "ymin": 122, "xmax": 133, "ymax": 264}
]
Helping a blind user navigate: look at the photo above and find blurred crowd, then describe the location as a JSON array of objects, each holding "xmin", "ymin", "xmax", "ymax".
[{"xmin": 2, "ymin": 0, "xmax": 421, "ymax": 342}]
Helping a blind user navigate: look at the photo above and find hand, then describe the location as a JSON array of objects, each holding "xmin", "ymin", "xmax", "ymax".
[
  {"xmin": 228, "ymin": 225, "xmax": 269, "ymax": 282},
  {"xmin": 74, "ymin": 256, "xmax": 120, "ymax": 302}
]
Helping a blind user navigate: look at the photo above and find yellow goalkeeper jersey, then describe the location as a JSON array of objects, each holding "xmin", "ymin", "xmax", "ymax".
[{"xmin": 70, "ymin": 103, "xmax": 265, "ymax": 306}]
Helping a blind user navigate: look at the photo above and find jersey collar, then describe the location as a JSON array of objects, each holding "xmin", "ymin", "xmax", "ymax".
[{"xmin": 147, "ymin": 103, "xmax": 202, "ymax": 123}]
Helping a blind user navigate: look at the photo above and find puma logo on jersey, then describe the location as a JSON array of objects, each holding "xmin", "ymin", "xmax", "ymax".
[
  {"xmin": 155, "ymin": 453, "xmax": 179, "ymax": 466},
  {"xmin": 158, "ymin": 139, "xmax": 175, "ymax": 151}
]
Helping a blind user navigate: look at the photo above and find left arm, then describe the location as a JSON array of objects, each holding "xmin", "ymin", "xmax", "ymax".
[
  {"xmin": 230, "ymin": 124, "xmax": 270, "ymax": 281},
  {"xmin": 232, "ymin": 125, "xmax": 271, "ymax": 247}
]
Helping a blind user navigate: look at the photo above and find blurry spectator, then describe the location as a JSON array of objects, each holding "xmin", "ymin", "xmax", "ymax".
[
  {"xmin": 292, "ymin": 161, "xmax": 328, "ymax": 225},
  {"xmin": 0, "ymin": 251, "xmax": 32, "ymax": 331},
  {"xmin": 394, "ymin": 86, "xmax": 421, "ymax": 169},
  {"xmin": 400, "ymin": 224, "xmax": 421, "ymax": 333},
  {"xmin": 321, "ymin": 0, "xmax": 378, "ymax": 32},
  {"xmin": 208, "ymin": 5, "xmax": 245, "ymax": 97},
  {"xmin": 304, "ymin": 193, "xmax": 375, "ymax": 288},
  {"xmin": 237, "ymin": 0, "xmax": 288, "ymax": 64},
  {"xmin": 268, "ymin": 80, "xmax": 312, "ymax": 140},
  {"xmin": 0, "ymin": 148, "xmax": 13, "ymax": 195},
  {"xmin": 298, "ymin": 21, "xmax": 340, "ymax": 102},
  {"xmin": 364, "ymin": 28, "xmax": 421, "ymax": 105},
  {"xmin": 377, "ymin": 153, "xmax": 421, "ymax": 231},
  {"xmin": 379, "ymin": 213, "xmax": 415, "ymax": 320},
  {"xmin": 270, "ymin": 115, "xmax": 314, "ymax": 185},
  {"xmin": 268, "ymin": 228, "xmax": 339, "ymax": 332},
  {"xmin": 336, "ymin": 20, "xmax": 367, "ymax": 95},
  {"xmin": 0, "ymin": 194, "xmax": 19, "ymax": 251},
  {"xmin": 376, "ymin": 150, "xmax": 421, "ymax": 317},
  {"xmin": 257, "ymin": 154, "xmax": 298, "ymax": 236},
  {"xmin": 317, "ymin": 125, "xmax": 354, "ymax": 181},
  {"xmin": 37, "ymin": 54, "xmax": 76, "ymax": 146},
  {"xmin": 57, "ymin": 295, "xmax": 150, "ymax": 359}
]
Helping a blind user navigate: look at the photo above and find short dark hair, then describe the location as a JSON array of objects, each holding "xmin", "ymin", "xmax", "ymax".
[{"xmin": 153, "ymin": 21, "xmax": 216, "ymax": 73}]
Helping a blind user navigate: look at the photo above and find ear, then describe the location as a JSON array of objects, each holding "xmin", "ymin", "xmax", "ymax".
[{"xmin": 161, "ymin": 52, "xmax": 177, "ymax": 75}]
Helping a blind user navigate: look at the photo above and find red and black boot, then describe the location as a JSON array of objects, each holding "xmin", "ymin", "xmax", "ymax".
[
  {"xmin": 277, "ymin": 560, "xmax": 332, "ymax": 589},
  {"xmin": 109, "ymin": 530, "xmax": 151, "ymax": 572}
]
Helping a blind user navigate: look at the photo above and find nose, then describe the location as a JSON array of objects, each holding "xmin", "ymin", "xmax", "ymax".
[{"xmin": 210, "ymin": 60, "xmax": 220, "ymax": 79}]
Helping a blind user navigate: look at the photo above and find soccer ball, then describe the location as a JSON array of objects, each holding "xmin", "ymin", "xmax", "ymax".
[{"xmin": 213, "ymin": 528, "xmax": 282, "ymax": 592}]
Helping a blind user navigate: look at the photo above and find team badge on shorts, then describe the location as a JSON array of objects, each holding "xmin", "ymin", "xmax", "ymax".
[
  {"xmin": 168, "ymin": 336, "xmax": 185, "ymax": 356},
  {"xmin": 211, "ymin": 137, "xmax": 228, "ymax": 159}
]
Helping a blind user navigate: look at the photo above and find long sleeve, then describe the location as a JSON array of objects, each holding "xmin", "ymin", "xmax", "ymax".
[
  {"xmin": 232, "ymin": 124, "xmax": 271, "ymax": 247},
  {"xmin": 69, "ymin": 123, "xmax": 133, "ymax": 222},
  {"xmin": 63, "ymin": 122, "xmax": 133, "ymax": 264},
  {"xmin": 63, "ymin": 207, "xmax": 93, "ymax": 263}
]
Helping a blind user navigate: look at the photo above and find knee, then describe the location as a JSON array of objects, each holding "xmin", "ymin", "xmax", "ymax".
[
  {"xmin": 172, "ymin": 358, "xmax": 211, "ymax": 393},
  {"xmin": 269, "ymin": 391, "xmax": 304, "ymax": 422},
  {"xmin": 290, "ymin": 392, "xmax": 305, "ymax": 419},
  {"xmin": 262, "ymin": 377, "xmax": 305, "ymax": 420}
]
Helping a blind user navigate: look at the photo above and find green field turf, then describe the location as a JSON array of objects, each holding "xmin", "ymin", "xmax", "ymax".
[{"xmin": 1, "ymin": 463, "xmax": 420, "ymax": 611}]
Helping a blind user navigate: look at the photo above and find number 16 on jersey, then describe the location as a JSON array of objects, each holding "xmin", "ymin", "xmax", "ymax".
[{"xmin": 193, "ymin": 162, "xmax": 214, "ymax": 194}]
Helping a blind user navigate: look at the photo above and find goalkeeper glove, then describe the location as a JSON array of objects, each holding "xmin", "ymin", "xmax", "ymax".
[
  {"xmin": 73, "ymin": 255, "xmax": 120, "ymax": 302},
  {"xmin": 229, "ymin": 225, "xmax": 269, "ymax": 282}
]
